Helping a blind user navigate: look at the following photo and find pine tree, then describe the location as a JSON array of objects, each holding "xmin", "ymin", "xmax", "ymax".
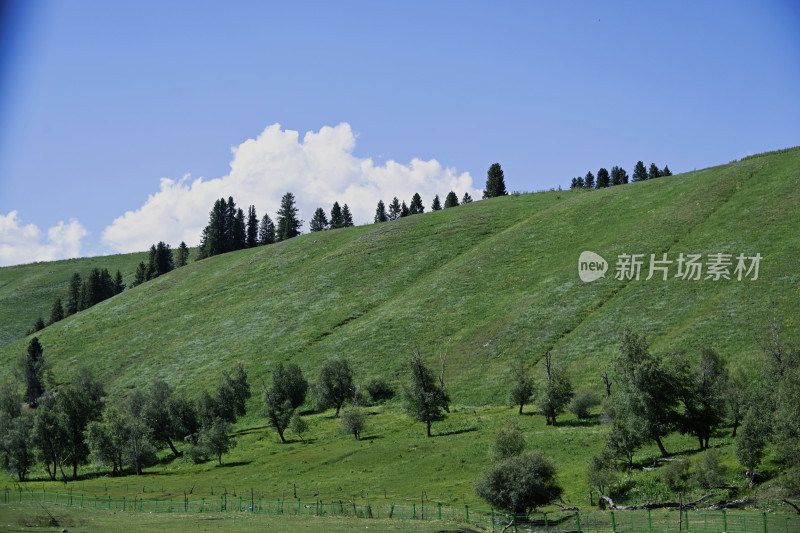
[
  {"xmin": 576, "ymin": 176, "xmax": 585, "ymax": 188},
  {"xmin": 176, "ymin": 242, "xmax": 189, "ymax": 267},
  {"xmin": 66, "ymin": 273, "xmax": 82, "ymax": 315},
  {"xmin": 462, "ymin": 192, "xmax": 473, "ymax": 204},
  {"xmin": 409, "ymin": 193, "xmax": 424, "ymax": 214},
  {"xmin": 49, "ymin": 298, "xmax": 64, "ymax": 325},
  {"xmin": 233, "ymin": 208, "xmax": 246, "ymax": 250},
  {"xmin": 483, "ymin": 163, "xmax": 508, "ymax": 198},
  {"xmin": 611, "ymin": 166, "xmax": 628, "ymax": 185},
  {"xmin": 661, "ymin": 165, "xmax": 672, "ymax": 176},
  {"xmin": 246, "ymin": 205, "xmax": 258, "ymax": 248},
  {"xmin": 133, "ymin": 262, "xmax": 147, "ymax": 287},
  {"xmin": 341, "ymin": 204, "xmax": 354, "ymax": 227},
  {"xmin": 596, "ymin": 168, "xmax": 610, "ymax": 188},
  {"xmin": 374, "ymin": 200, "xmax": 388, "ymax": 223},
  {"xmin": 444, "ymin": 191, "xmax": 459, "ymax": 208},
  {"xmin": 153, "ymin": 242, "xmax": 174, "ymax": 278},
  {"xmin": 113, "ymin": 270, "xmax": 125, "ymax": 294},
  {"xmin": 20, "ymin": 337, "xmax": 46, "ymax": 408},
  {"xmin": 309, "ymin": 207, "xmax": 329, "ymax": 232},
  {"xmin": 198, "ymin": 198, "xmax": 227, "ymax": 258},
  {"xmin": 431, "ymin": 194, "xmax": 442, "ymax": 211},
  {"xmin": 648, "ymin": 163, "xmax": 660, "ymax": 180},
  {"xmin": 388, "ymin": 197, "xmax": 401, "ymax": 220},
  {"xmin": 570, "ymin": 177, "xmax": 578, "ymax": 189},
  {"xmin": 259, "ymin": 214, "xmax": 275, "ymax": 245},
  {"xmin": 400, "ymin": 201, "xmax": 410, "ymax": 217},
  {"xmin": 584, "ymin": 171, "xmax": 595, "ymax": 189},
  {"xmin": 632, "ymin": 161, "xmax": 648, "ymax": 182},
  {"xmin": 330, "ymin": 202, "xmax": 343, "ymax": 229},
  {"xmin": 276, "ymin": 192, "xmax": 302, "ymax": 241}
]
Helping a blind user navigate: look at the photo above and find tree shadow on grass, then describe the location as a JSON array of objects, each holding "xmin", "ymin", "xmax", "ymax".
[
  {"xmin": 435, "ymin": 427, "xmax": 478, "ymax": 437},
  {"xmin": 217, "ymin": 461, "xmax": 251, "ymax": 468},
  {"xmin": 231, "ymin": 425, "xmax": 270, "ymax": 437},
  {"xmin": 558, "ymin": 415, "xmax": 601, "ymax": 428},
  {"xmin": 359, "ymin": 435, "xmax": 381, "ymax": 441}
]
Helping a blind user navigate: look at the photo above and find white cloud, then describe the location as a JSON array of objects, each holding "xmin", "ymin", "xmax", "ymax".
[
  {"xmin": 101, "ymin": 123, "xmax": 479, "ymax": 252},
  {"xmin": 0, "ymin": 211, "xmax": 88, "ymax": 267}
]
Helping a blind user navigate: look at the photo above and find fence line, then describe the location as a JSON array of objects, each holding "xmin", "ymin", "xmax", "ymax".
[{"xmin": 2, "ymin": 487, "xmax": 799, "ymax": 533}]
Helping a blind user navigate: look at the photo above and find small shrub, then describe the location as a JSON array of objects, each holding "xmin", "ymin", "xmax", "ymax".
[
  {"xmin": 474, "ymin": 451, "xmax": 562, "ymax": 514},
  {"xmin": 692, "ymin": 449, "xmax": 727, "ymax": 489},
  {"xmin": 490, "ymin": 423, "xmax": 526, "ymax": 462},
  {"xmin": 340, "ymin": 406, "xmax": 367, "ymax": 440},
  {"xmin": 569, "ymin": 388, "xmax": 601, "ymax": 419},
  {"xmin": 365, "ymin": 378, "xmax": 394, "ymax": 404},
  {"xmin": 289, "ymin": 413, "xmax": 308, "ymax": 443},
  {"xmin": 661, "ymin": 460, "xmax": 689, "ymax": 491}
]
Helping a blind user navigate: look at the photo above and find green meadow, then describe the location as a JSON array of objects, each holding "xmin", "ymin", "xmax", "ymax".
[{"xmin": 0, "ymin": 147, "xmax": 798, "ymax": 522}]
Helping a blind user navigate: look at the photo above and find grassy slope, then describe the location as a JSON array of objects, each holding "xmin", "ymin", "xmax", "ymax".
[
  {"xmin": 0, "ymin": 147, "xmax": 798, "ymax": 507},
  {"xmin": 0, "ymin": 253, "xmax": 148, "ymax": 349}
]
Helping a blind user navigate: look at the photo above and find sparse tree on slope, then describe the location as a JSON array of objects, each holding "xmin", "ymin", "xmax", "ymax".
[
  {"xmin": 309, "ymin": 207, "xmax": 329, "ymax": 232},
  {"xmin": 403, "ymin": 350, "xmax": 448, "ymax": 437},
  {"xmin": 596, "ymin": 168, "xmax": 610, "ymax": 188},
  {"xmin": 49, "ymin": 298, "xmax": 64, "ymax": 325},
  {"xmin": 259, "ymin": 214, "xmax": 275, "ymax": 245},
  {"xmin": 509, "ymin": 361, "xmax": 533, "ymax": 415},
  {"xmin": 314, "ymin": 358, "xmax": 355, "ymax": 417},
  {"xmin": 388, "ymin": 197, "xmax": 401, "ymax": 220},
  {"xmin": 632, "ymin": 161, "xmax": 648, "ymax": 182},
  {"xmin": 483, "ymin": 163, "xmax": 508, "ymax": 198},
  {"xmin": 374, "ymin": 199, "xmax": 388, "ymax": 223},
  {"xmin": 263, "ymin": 362, "xmax": 308, "ymax": 443},
  {"xmin": 246, "ymin": 205, "xmax": 258, "ymax": 248},
  {"xmin": 444, "ymin": 191, "xmax": 460, "ymax": 208},
  {"xmin": 66, "ymin": 272, "xmax": 82, "ymax": 315},
  {"xmin": 462, "ymin": 192, "xmax": 473, "ymax": 204},
  {"xmin": 19, "ymin": 337, "xmax": 46, "ymax": 408},
  {"xmin": 409, "ymin": 193, "xmax": 424, "ymax": 214},
  {"xmin": 584, "ymin": 171, "xmax": 595, "ymax": 189},
  {"xmin": 611, "ymin": 166, "xmax": 628, "ymax": 185},
  {"xmin": 341, "ymin": 204, "xmax": 354, "ymax": 227},
  {"xmin": 648, "ymin": 162, "xmax": 661, "ymax": 179},
  {"xmin": 276, "ymin": 192, "xmax": 302, "ymax": 241},
  {"xmin": 330, "ymin": 202, "xmax": 343, "ymax": 229},
  {"xmin": 537, "ymin": 351, "xmax": 573, "ymax": 426},
  {"xmin": 613, "ymin": 327, "xmax": 679, "ymax": 456},
  {"xmin": 431, "ymin": 194, "xmax": 442, "ymax": 211},
  {"xmin": 474, "ymin": 451, "xmax": 562, "ymax": 514}
]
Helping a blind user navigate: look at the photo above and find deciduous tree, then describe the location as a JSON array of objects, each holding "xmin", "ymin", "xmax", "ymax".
[
  {"xmin": 314, "ymin": 358, "xmax": 354, "ymax": 417},
  {"xmin": 474, "ymin": 451, "xmax": 562, "ymax": 514},
  {"xmin": 403, "ymin": 350, "xmax": 448, "ymax": 437}
]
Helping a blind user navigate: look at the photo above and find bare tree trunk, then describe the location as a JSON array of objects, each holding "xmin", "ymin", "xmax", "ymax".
[
  {"xmin": 654, "ymin": 435, "xmax": 668, "ymax": 457},
  {"xmin": 439, "ymin": 341, "xmax": 450, "ymax": 413},
  {"xmin": 602, "ymin": 371, "xmax": 612, "ymax": 399}
]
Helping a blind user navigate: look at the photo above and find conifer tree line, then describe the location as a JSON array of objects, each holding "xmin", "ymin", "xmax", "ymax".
[
  {"xmin": 196, "ymin": 163, "xmax": 504, "ymax": 245},
  {"xmin": 570, "ymin": 161, "xmax": 671, "ymax": 190},
  {"xmin": 27, "ymin": 240, "xmax": 192, "ymax": 336}
]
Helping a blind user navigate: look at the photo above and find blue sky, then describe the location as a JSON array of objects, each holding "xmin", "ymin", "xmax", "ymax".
[{"xmin": 1, "ymin": 1, "xmax": 798, "ymax": 265}]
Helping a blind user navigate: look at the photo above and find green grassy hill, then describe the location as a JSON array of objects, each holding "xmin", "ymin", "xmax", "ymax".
[
  {"xmin": 0, "ymin": 147, "xmax": 798, "ymax": 508},
  {"xmin": 0, "ymin": 252, "xmax": 148, "ymax": 349},
  {"xmin": 2, "ymin": 148, "xmax": 797, "ymax": 400}
]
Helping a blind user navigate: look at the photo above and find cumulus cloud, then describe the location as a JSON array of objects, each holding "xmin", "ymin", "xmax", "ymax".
[
  {"xmin": 101, "ymin": 123, "xmax": 479, "ymax": 253},
  {"xmin": 0, "ymin": 211, "xmax": 88, "ymax": 267}
]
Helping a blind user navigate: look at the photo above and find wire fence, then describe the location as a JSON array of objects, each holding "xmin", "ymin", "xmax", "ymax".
[{"xmin": 3, "ymin": 488, "xmax": 799, "ymax": 533}]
